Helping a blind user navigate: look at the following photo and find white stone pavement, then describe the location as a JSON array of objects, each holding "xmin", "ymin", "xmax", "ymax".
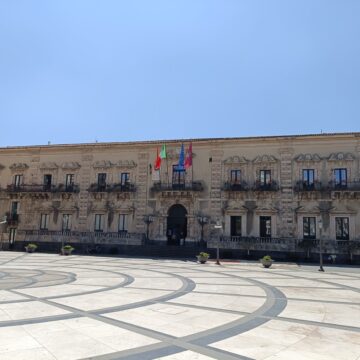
[{"xmin": 0, "ymin": 251, "xmax": 359, "ymax": 360}]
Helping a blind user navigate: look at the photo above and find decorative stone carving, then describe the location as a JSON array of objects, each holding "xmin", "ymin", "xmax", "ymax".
[
  {"xmin": 93, "ymin": 160, "xmax": 113, "ymax": 168},
  {"xmin": 223, "ymin": 156, "xmax": 249, "ymax": 164},
  {"xmin": 328, "ymin": 152, "xmax": 355, "ymax": 161},
  {"xmin": 252, "ymin": 155, "xmax": 278, "ymax": 163},
  {"xmin": 40, "ymin": 162, "xmax": 58, "ymax": 170},
  {"xmin": 295, "ymin": 154, "xmax": 322, "ymax": 162},
  {"xmin": 116, "ymin": 160, "xmax": 137, "ymax": 168},
  {"xmin": 0, "ymin": 164, "xmax": 5, "ymax": 170},
  {"xmin": 61, "ymin": 162, "xmax": 81, "ymax": 170},
  {"xmin": 9, "ymin": 163, "xmax": 29, "ymax": 170},
  {"xmin": 166, "ymin": 148, "xmax": 196, "ymax": 160}
]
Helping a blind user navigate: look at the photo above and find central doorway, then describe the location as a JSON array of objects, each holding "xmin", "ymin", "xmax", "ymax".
[{"xmin": 167, "ymin": 204, "xmax": 187, "ymax": 245}]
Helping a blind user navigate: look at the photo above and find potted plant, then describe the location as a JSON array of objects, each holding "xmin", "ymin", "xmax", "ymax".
[
  {"xmin": 260, "ymin": 255, "xmax": 273, "ymax": 268},
  {"xmin": 197, "ymin": 252, "xmax": 210, "ymax": 264},
  {"xmin": 61, "ymin": 244, "xmax": 74, "ymax": 256},
  {"xmin": 25, "ymin": 243, "xmax": 37, "ymax": 253}
]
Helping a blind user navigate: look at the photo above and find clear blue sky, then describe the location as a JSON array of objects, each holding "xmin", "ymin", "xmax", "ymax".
[{"xmin": 1, "ymin": 0, "xmax": 359, "ymax": 146}]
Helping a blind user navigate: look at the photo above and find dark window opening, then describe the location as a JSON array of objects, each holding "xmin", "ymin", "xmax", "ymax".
[
  {"xmin": 260, "ymin": 216, "xmax": 271, "ymax": 238},
  {"xmin": 336, "ymin": 217, "xmax": 349, "ymax": 240},
  {"xmin": 334, "ymin": 169, "xmax": 347, "ymax": 189},
  {"xmin": 303, "ymin": 217, "xmax": 316, "ymax": 239},
  {"xmin": 43, "ymin": 174, "xmax": 52, "ymax": 190},
  {"xmin": 302, "ymin": 169, "xmax": 315, "ymax": 189},
  {"xmin": 97, "ymin": 173, "xmax": 107, "ymax": 191},
  {"xmin": 172, "ymin": 165, "xmax": 185, "ymax": 189},
  {"xmin": 230, "ymin": 216, "xmax": 242, "ymax": 237}
]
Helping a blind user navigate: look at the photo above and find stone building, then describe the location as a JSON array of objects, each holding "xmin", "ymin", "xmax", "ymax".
[{"xmin": 0, "ymin": 133, "xmax": 359, "ymax": 262}]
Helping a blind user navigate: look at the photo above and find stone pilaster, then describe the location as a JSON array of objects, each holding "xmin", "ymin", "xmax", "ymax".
[
  {"xmin": 134, "ymin": 152, "xmax": 149, "ymax": 233},
  {"xmin": 77, "ymin": 152, "xmax": 93, "ymax": 231},
  {"xmin": 278, "ymin": 145, "xmax": 295, "ymax": 237},
  {"xmin": 209, "ymin": 149, "xmax": 224, "ymax": 223}
]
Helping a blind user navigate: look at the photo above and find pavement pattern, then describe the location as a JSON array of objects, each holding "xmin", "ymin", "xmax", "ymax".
[{"xmin": 0, "ymin": 252, "xmax": 359, "ymax": 360}]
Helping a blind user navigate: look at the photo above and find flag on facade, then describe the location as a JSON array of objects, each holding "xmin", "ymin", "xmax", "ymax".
[
  {"xmin": 177, "ymin": 143, "xmax": 185, "ymax": 170},
  {"xmin": 160, "ymin": 144, "xmax": 167, "ymax": 159},
  {"xmin": 154, "ymin": 148, "xmax": 161, "ymax": 170},
  {"xmin": 185, "ymin": 143, "xmax": 193, "ymax": 169}
]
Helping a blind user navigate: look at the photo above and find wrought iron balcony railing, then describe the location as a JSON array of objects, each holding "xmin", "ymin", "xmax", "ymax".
[
  {"xmin": 88, "ymin": 183, "xmax": 136, "ymax": 193},
  {"xmin": 328, "ymin": 180, "xmax": 360, "ymax": 191},
  {"xmin": 151, "ymin": 181, "xmax": 203, "ymax": 192},
  {"xmin": 294, "ymin": 180, "xmax": 324, "ymax": 192},
  {"xmin": 6, "ymin": 184, "xmax": 79, "ymax": 193},
  {"xmin": 21, "ymin": 230, "xmax": 143, "ymax": 245},
  {"xmin": 223, "ymin": 181, "xmax": 249, "ymax": 191},
  {"xmin": 252, "ymin": 180, "xmax": 279, "ymax": 191},
  {"xmin": 5, "ymin": 212, "xmax": 19, "ymax": 225}
]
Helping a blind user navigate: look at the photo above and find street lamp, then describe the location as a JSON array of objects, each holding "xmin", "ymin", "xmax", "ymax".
[
  {"xmin": 318, "ymin": 218, "xmax": 324, "ymax": 272},
  {"xmin": 143, "ymin": 215, "xmax": 155, "ymax": 242},
  {"xmin": 214, "ymin": 220, "xmax": 223, "ymax": 265},
  {"xmin": 197, "ymin": 215, "xmax": 208, "ymax": 247}
]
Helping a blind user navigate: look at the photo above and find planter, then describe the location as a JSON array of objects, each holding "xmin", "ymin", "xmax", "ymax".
[
  {"xmin": 197, "ymin": 252, "xmax": 210, "ymax": 264},
  {"xmin": 25, "ymin": 244, "xmax": 37, "ymax": 253},
  {"xmin": 61, "ymin": 246, "xmax": 74, "ymax": 256},
  {"xmin": 261, "ymin": 259, "xmax": 273, "ymax": 268},
  {"xmin": 197, "ymin": 255, "xmax": 208, "ymax": 264}
]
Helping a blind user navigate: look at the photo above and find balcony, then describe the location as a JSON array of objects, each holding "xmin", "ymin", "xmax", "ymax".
[
  {"xmin": 223, "ymin": 181, "xmax": 249, "ymax": 192},
  {"xmin": 328, "ymin": 181, "xmax": 360, "ymax": 191},
  {"xmin": 252, "ymin": 180, "xmax": 279, "ymax": 191},
  {"xmin": 151, "ymin": 181, "xmax": 203, "ymax": 193},
  {"xmin": 6, "ymin": 184, "xmax": 79, "ymax": 193},
  {"xmin": 6, "ymin": 212, "xmax": 19, "ymax": 226},
  {"xmin": 88, "ymin": 183, "xmax": 136, "ymax": 193},
  {"xmin": 294, "ymin": 180, "xmax": 324, "ymax": 192}
]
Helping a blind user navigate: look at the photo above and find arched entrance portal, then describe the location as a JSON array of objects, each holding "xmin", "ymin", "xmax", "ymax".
[{"xmin": 167, "ymin": 204, "xmax": 187, "ymax": 245}]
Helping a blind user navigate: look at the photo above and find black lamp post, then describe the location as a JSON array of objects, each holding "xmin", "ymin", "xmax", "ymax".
[
  {"xmin": 318, "ymin": 218, "xmax": 324, "ymax": 272},
  {"xmin": 197, "ymin": 215, "xmax": 208, "ymax": 246},
  {"xmin": 143, "ymin": 215, "xmax": 155, "ymax": 242},
  {"xmin": 214, "ymin": 220, "xmax": 223, "ymax": 265}
]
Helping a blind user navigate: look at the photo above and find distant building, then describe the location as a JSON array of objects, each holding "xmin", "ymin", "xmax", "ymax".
[{"xmin": 0, "ymin": 133, "xmax": 359, "ymax": 262}]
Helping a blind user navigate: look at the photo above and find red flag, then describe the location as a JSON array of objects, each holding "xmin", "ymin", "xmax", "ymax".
[
  {"xmin": 154, "ymin": 148, "xmax": 161, "ymax": 170},
  {"xmin": 185, "ymin": 143, "xmax": 192, "ymax": 169}
]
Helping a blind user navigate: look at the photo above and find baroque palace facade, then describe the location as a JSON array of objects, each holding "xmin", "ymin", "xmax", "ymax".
[{"xmin": 0, "ymin": 133, "xmax": 360, "ymax": 262}]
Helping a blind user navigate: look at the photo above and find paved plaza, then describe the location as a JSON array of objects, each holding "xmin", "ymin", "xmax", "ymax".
[{"xmin": 0, "ymin": 252, "xmax": 359, "ymax": 360}]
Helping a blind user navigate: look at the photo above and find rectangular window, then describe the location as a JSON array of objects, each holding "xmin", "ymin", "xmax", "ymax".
[
  {"xmin": 230, "ymin": 170, "xmax": 241, "ymax": 184},
  {"xmin": 9, "ymin": 228, "xmax": 16, "ymax": 245},
  {"xmin": 336, "ymin": 217, "xmax": 349, "ymax": 240},
  {"xmin": 43, "ymin": 174, "xmax": 52, "ymax": 190},
  {"xmin": 260, "ymin": 216, "xmax": 271, "ymax": 238},
  {"xmin": 303, "ymin": 217, "xmax": 316, "ymax": 239},
  {"xmin": 118, "ymin": 214, "xmax": 128, "ymax": 232},
  {"xmin": 260, "ymin": 170, "xmax": 271, "ymax": 186},
  {"xmin": 120, "ymin": 172, "xmax": 130, "ymax": 185},
  {"xmin": 97, "ymin": 173, "xmax": 107, "ymax": 191},
  {"xmin": 230, "ymin": 216, "xmax": 242, "ymax": 236},
  {"xmin": 172, "ymin": 165, "xmax": 185, "ymax": 189},
  {"xmin": 40, "ymin": 214, "xmax": 49, "ymax": 230},
  {"xmin": 302, "ymin": 169, "xmax": 314, "ymax": 189},
  {"xmin": 65, "ymin": 174, "xmax": 75, "ymax": 190},
  {"xmin": 94, "ymin": 214, "xmax": 104, "ymax": 232},
  {"xmin": 62, "ymin": 214, "xmax": 71, "ymax": 231},
  {"xmin": 334, "ymin": 169, "xmax": 347, "ymax": 188},
  {"xmin": 14, "ymin": 174, "xmax": 23, "ymax": 187}
]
